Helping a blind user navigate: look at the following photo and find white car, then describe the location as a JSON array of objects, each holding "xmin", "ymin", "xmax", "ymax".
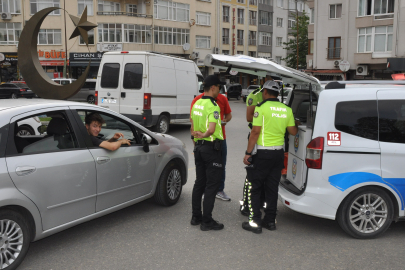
[{"xmin": 16, "ymin": 116, "xmax": 42, "ymax": 135}]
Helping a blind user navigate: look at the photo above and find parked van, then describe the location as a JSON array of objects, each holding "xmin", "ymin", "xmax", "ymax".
[{"xmin": 96, "ymin": 51, "xmax": 203, "ymax": 133}]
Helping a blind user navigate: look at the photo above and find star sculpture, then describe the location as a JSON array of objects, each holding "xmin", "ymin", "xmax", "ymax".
[{"xmin": 69, "ymin": 6, "xmax": 97, "ymax": 46}]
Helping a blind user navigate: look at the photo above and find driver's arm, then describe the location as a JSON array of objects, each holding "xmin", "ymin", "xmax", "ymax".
[{"xmin": 100, "ymin": 139, "xmax": 131, "ymax": 151}]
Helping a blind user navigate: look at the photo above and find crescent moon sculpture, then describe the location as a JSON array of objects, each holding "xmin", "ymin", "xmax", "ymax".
[{"xmin": 18, "ymin": 7, "xmax": 93, "ymax": 100}]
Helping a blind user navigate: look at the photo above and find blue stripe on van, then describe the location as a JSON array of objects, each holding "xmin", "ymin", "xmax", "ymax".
[{"xmin": 328, "ymin": 172, "xmax": 405, "ymax": 210}]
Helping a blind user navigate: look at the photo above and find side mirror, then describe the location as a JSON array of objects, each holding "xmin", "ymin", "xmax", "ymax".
[{"xmin": 142, "ymin": 134, "xmax": 152, "ymax": 152}]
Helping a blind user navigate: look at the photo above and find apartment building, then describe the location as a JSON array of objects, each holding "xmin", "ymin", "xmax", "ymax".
[
  {"xmin": 0, "ymin": 0, "xmax": 217, "ymax": 81},
  {"xmin": 306, "ymin": 0, "xmax": 403, "ymax": 80}
]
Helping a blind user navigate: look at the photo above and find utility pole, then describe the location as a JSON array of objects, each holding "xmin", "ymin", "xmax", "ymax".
[
  {"xmin": 63, "ymin": 0, "xmax": 68, "ymax": 78},
  {"xmin": 296, "ymin": 0, "xmax": 299, "ymax": 70}
]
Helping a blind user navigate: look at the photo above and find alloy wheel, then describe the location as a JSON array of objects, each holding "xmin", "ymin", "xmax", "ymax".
[
  {"xmin": 166, "ymin": 169, "xmax": 181, "ymax": 200},
  {"xmin": 159, "ymin": 120, "xmax": 168, "ymax": 134},
  {"xmin": 0, "ymin": 219, "xmax": 24, "ymax": 269}
]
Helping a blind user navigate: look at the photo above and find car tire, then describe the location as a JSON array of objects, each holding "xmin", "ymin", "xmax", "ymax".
[
  {"xmin": 0, "ymin": 209, "xmax": 31, "ymax": 270},
  {"xmin": 154, "ymin": 115, "xmax": 169, "ymax": 134},
  {"xmin": 154, "ymin": 161, "xmax": 183, "ymax": 206},
  {"xmin": 337, "ymin": 187, "xmax": 394, "ymax": 239},
  {"xmin": 16, "ymin": 125, "xmax": 35, "ymax": 136},
  {"xmin": 11, "ymin": 93, "xmax": 18, "ymax": 99},
  {"xmin": 87, "ymin": 95, "xmax": 95, "ymax": 104},
  {"xmin": 243, "ymin": 97, "xmax": 246, "ymax": 102}
]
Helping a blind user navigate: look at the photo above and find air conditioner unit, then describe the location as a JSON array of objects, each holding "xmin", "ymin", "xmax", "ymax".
[
  {"xmin": 1, "ymin": 12, "xmax": 11, "ymax": 20},
  {"xmin": 194, "ymin": 52, "xmax": 200, "ymax": 59},
  {"xmin": 213, "ymin": 47, "xmax": 219, "ymax": 54},
  {"xmin": 356, "ymin": 65, "xmax": 368, "ymax": 76},
  {"xmin": 333, "ymin": 60, "xmax": 340, "ymax": 68}
]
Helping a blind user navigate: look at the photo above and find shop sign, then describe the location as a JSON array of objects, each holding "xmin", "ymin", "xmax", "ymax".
[
  {"xmin": 0, "ymin": 53, "xmax": 18, "ymax": 62},
  {"xmin": 69, "ymin": 52, "xmax": 104, "ymax": 61},
  {"xmin": 97, "ymin": 43, "xmax": 122, "ymax": 52},
  {"xmin": 38, "ymin": 50, "xmax": 66, "ymax": 59}
]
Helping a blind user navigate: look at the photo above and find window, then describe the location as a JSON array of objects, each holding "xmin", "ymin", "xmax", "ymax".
[
  {"xmin": 259, "ymin": 0, "xmax": 272, "ymax": 5},
  {"xmin": 310, "ymin": 8, "xmax": 314, "ymax": 24},
  {"xmin": 237, "ymin": 30, "xmax": 244, "ymax": 45},
  {"xmin": 30, "ymin": 0, "xmax": 60, "ymax": 15},
  {"xmin": 101, "ymin": 63, "xmax": 120, "ymax": 88},
  {"xmin": 98, "ymin": 23, "xmax": 122, "ymax": 42},
  {"xmin": 248, "ymin": 31, "xmax": 256, "ymax": 45},
  {"xmin": 98, "ymin": 0, "xmax": 120, "ymax": 12},
  {"xmin": 379, "ymin": 100, "xmax": 405, "ymax": 144},
  {"xmin": 297, "ymin": 1, "xmax": 303, "ymax": 12},
  {"xmin": 358, "ymin": 26, "xmax": 393, "ymax": 53},
  {"xmin": 0, "ymin": 22, "xmax": 21, "ymax": 44},
  {"xmin": 237, "ymin": 0, "xmax": 244, "ymax": 3},
  {"xmin": 123, "ymin": 63, "xmax": 143, "ymax": 89},
  {"xmin": 289, "ymin": 0, "xmax": 295, "ymax": 10},
  {"xmin": 330, "ymin": 4, "xmax": 342, "ymax": 19},
  {"xmin": 237, "ymin": 50, "xmax": 243, "ymax": 55},
  {"xmin": 154, "ymin": 27, "xmax": 189, "ymax": 45},
  {"xmin": 249, "ymin": 10, "xmax": 257, "ymax": 25},
  {"xmin": 238, "ymin": 9, "xmax": 244, "ymax": 24},
  {"xmin": 277, "ymin": 17, "xmax": 283, "ymax": 27},
  {"xmin": 0, "ymin": 0, "xmax": 21, "ymax": 14},
  {"xmin": 154, "ymin": 0, "xmax": 190, "ymax": 22},
  {"xmin": 308, "ymin": 39, "xmax": 314, "ymax": 54},
  {"xmin": 126, "ymin": 4, "xmax": 137, "ymax": 14},
  {"xmin": 277, "ymin": 0, "xmax": 283, "ymax": 8},
  {"xmin": 249, "ymin": 0, "xmax": 257, "ymax": 5},
  {"xmin": 196, "ymin": 11, "xmax": 211, "ymax": 26},
  {"xmin": 38, "ymin": 29, "xmax": 61, "ymax": 44},
  {"xmin": 335, "ymin": 100, "xmax": 378, "ymax": 141},
  {"xmin": 78, "ymin": 0, "xmax": 93, "ymax": 15},
  {"xmin": 222, "ymin": 28, "xmax": 229, "ymax": 44},
  {"xmin": 80, "ymin": 29, "xmax": 94, "ymax": 45},
  {"xmin": 288, "ymin": 16, "xmax": 295, "ymax": 29},
  {"xmin": 196, "ymin": 35, "xmax": 210, "ymax": 48},
  {"xmin": 275, "ymin": 56, "xmax": 281, "ymax": 64},
  {"xmin": 248, "ymin": 51, "xmax": 256, "ymax": 57},
  {"xmin": 222, "ymin": 50, "xmax": 229, "ymax": 55},
  {"xmin": 259, "ymin": 32, "xmax": 271, "ymax": 46},
  {"xmin": 260, "ymin": 11, "xmax": 272, "ymax": 25},
  {"xmin": 223, "ymin": 6, "xmax": 229, "ymax": 22},
  {"xmin": 124, "ymin": 24, "xmax": 152, "ymax": 44},
  {"xmin": 276, "ymin": 37, "xmax": 282, "ymax": 46},
  {"xmin": 358, "ymin": 0, "xmax": 395, "ymax": 16},
  {"xmin": 328, "ymin": 37, "xmax": 341, "ymax": 59}
]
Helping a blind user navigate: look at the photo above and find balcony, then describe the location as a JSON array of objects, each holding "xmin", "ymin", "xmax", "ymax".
[
  {"xmin": 97, "ymin": 11, "xmax": 152, "ymax": 18},
  {"xmin": 249, "ymin": 19, "xmax": 257, "ymax": 25},
  {"xmin": 237, "ymin": 38, "xmax": 244, "ymax": 45},
  {"xmin": 238, "ymin": 17, "xmax": 244, "ymax": 24},
  {"xmin": 327, "ymin": 47, "xmax": 341, "ymax": 59},
  {"xmin": 223, "ymin": 16, "xmax": 229, "ymax": 23},
  {"xmin": 248, "ymin": 39, "xmax": 256, "ymax": 46},
  {"xmin": 223, "ymin": 37, "xmax": 229, "ymax": 44}
]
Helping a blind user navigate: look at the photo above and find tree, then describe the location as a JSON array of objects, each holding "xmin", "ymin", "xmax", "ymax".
[{"xmin": 282, "ymin": 12, "xmax": 309, "ymax": 70}]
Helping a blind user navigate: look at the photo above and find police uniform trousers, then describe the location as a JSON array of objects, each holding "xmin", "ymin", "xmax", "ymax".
[
  {"xmin": 192, "ymin": 141, "xmax": 223, "ymax": 223},
  {"xmin": 245, "ymin": 149, "xmax": 284, "ymax": 225}
]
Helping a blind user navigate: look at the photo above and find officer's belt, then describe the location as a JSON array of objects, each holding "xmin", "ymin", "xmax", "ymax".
[
  {"xmin": 257, "ymin": 145, "xmax": 283, "ymax": 150},
  {"xmin": 195, "ymin": 140, "xmax": 215, "ymax": 146}
]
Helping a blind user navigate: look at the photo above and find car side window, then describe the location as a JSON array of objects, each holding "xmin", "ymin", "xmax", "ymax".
[
  {"xmin": 379, "ymin": 100, "xmax": 405, "ymax": 144},
  {"xmin": 101, "ymin": 63, "xmax": 120, "ymax": 88},
  {"xmin": 335, "ymin": 100, "xmax": 378, "ymax": 141},
  {"xmin": 123, "ymin": 63, "xmax": 143, "ymax": 89},
  {"xmin": 76, "ymin": 110, "xmax": 141, "ymax": 147},
  {"xmin": 13, "ymin": 111, "xmax": 79, "ymax": 155}
]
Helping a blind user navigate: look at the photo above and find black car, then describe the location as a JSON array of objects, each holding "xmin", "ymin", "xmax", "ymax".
[
  {"xmin": 0, "ymin": 83, "xmax": 35, "ymax": 99},
  {"xmin": 221, "ymin": 84, "xmax": 242, "ymax": 100}
]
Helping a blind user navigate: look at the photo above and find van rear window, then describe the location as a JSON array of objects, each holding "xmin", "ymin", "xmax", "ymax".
[
  {"xmin": 123, "ymin": 63, "xmax": 143, "ymax": 89},
  {"xmin": 101, "ymin": 63, "xmax": 120, "ymax": 88}
]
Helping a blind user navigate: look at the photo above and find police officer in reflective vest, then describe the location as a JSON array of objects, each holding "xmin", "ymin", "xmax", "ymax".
[
  {"xmin": 242, "ymin": 80, "xmax": 298, "ymax": 234},
  {"xmin": 190, "ymin": 75, "xmax": 226, "ymax": 231}
]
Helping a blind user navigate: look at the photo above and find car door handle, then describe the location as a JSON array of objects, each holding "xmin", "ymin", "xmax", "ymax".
[
  {"xmin": 97, "ymin": 157, "xmax": 111, "ymax": 164},
  {"xmin": 15, "ymin": 166, "xmax": 36, "ymax": 176}
]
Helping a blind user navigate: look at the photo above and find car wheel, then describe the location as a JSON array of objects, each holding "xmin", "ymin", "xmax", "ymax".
[
  {"xmin": 154, "ymin": 115, "xmax": 169, "ymax": 134},
  {"xmin": 243, "ymin": 97, "xmax": 246, "ymax": 102},
  {"xmin": 0, "ymin": 209, "xmax": 31, "ymax": 270},
  {"xmin": 337, "ymin": 187, "xmax": 394, "ymax": 239},
  {"xmin": 87, "ymin": 95, "xmax": 95, "ymax": 104},
  {"xmin": 17, "ymin": 125, "xmax": 35, "ymax": 136},
  {"xmin": 11, "ymin": 93, "xmax": 18, "ymax": 99},
  {"xmin": 154, "ymin": 161, "xmax": 183, "ymax": 206}
]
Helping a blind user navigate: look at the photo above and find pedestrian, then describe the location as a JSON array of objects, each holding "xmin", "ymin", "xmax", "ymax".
[
  {"xmin": 190, "ymin": 75, "xmax": 226, "ymax": 231},
  {"xmin": 242, "ymin": 80, "xmax": 298, "ymax": 234},
  {"xmin": 190, "ymin": 86, "xmax": 232, "ymax": 201}
]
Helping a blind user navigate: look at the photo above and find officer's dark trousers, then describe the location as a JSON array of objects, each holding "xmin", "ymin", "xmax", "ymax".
[
  {"xmin": 246, "ymin": 149, "xmax": 284, "ymax": 225},
  {"xmin": 192, "ymin": 143, "xmax": 223, "ymax": 223}
]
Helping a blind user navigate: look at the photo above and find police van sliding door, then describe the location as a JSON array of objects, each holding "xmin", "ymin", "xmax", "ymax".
[
  {"xmin": 174, "ymin": 60, "xmax": 198, "ymax": 120},
  {"xmin": 377, "ymin": 90, "xmax": 405, "ymax": 207},
  {"xmin": 98, "ymin": 56, "xmax": 123, "ymax": 113},
  {"xmin": 119, "ymin": 55, "xmax": 146, "ymax": 117}
]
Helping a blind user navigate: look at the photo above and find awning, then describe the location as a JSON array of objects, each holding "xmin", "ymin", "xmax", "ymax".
[
  {"xmin": 40, "ymin": 60, "xmax": 67, "ymax": 66},
  {"xmin": 69, "ymin": 61, "xmax": 101, "ymax": 67}
]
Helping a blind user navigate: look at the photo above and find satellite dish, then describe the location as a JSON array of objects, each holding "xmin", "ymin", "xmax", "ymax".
[{"xmin": 183, "ymin": 43, "xmax": 190, "ymax": 51}]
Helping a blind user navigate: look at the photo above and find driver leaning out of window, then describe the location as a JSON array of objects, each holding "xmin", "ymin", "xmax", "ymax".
[{"xmin": 85, "ymin": 112, "xmax": 131, "ymax": 150}]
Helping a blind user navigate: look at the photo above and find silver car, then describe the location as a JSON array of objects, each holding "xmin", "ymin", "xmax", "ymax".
[{"xmin": 0, "ymin": 99, "xmax": 188, "ymax": 269}]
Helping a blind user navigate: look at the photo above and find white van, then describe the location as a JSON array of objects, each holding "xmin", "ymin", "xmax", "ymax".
[{"xmin": 96, "ymin": 51, "xmax": 203, "ymax": 133}]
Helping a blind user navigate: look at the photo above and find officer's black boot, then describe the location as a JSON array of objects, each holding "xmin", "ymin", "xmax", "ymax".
[{"xmin": 242, "ymin": 221, "xmax": 262, "ymax": 234}]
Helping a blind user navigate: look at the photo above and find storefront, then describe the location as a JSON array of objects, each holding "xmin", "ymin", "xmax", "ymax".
[
  {"xmin": 69, "ymin": 52, "xmax": 104, "ymax": 79},
  {"xmin": 38, "ymin": 50, "xmax": 67, "ymax": 79},
  {"xmin": 0, "ymin": 53, "xmax": 20, "ymax": 82}
]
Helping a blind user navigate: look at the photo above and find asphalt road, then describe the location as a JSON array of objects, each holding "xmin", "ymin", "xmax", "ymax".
[{"xmin": 19, "ymin": 99, "xmax": 405, "ymax": 270}]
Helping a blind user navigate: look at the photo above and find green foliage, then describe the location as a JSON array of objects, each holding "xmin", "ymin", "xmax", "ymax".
[{"xmin": 282, "ymin": 12, "xmax": 309, "ymax": 69}]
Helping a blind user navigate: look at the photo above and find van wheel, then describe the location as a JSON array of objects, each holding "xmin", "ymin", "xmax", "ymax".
[
  {"xmin": 337, "ymin": 187, "xmax": 394, "ymax": 239},
  {"xmin": 0, "ymin": 209, "xmax": 31, "ymax": 270},
  {"xmin": 154, "ymin": 161, "xmax": 183, "ymax": 206},
  {"xmin": 154, "ymin": 115, "xmax": 169, "ymax": 134},
  {"xmin": 87, "ymin": 95, "xmax": 95, "ymax": 104}
]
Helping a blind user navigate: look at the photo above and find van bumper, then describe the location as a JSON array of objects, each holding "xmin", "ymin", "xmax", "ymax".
[{"xmin": 278, "ymin": 186, "xmax": 337, "ymax": 220}]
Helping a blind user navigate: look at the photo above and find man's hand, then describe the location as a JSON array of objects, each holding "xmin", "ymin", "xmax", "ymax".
[
  {"xmin": 120, "ymin": 138, "xmax": 131, "ymax": 146},
  {"xmin": 243, "ymin": 155, "xmax": 252, "ymax": 165},
  {"xmin": 194, "ymin": 131, "xmax": 204, "ymax": 138},
  {"xmin": 112, "ymin": 132, "xmax": 124, "ymax": 140}
]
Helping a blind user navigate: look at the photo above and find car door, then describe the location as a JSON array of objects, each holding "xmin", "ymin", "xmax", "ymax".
[
  {"xmin": 70, "ymin": 107, "xmax": 156, "ymax": 212},
  {"xmin": 5, "ymin": 108, "xmax": 97, "ymax": 231},
  {"xmin": 377, "ymin": 90, "xmax": 405, "ymax": 207}
]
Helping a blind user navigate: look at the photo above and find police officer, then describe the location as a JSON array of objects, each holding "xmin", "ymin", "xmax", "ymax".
[
  {"xmin": 190, "ymin": 75, "xmax": 226, "ymax": 231},
  {"xmin": 242, "ymin": 80, "xmax": 298, "ymax": 234}
]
